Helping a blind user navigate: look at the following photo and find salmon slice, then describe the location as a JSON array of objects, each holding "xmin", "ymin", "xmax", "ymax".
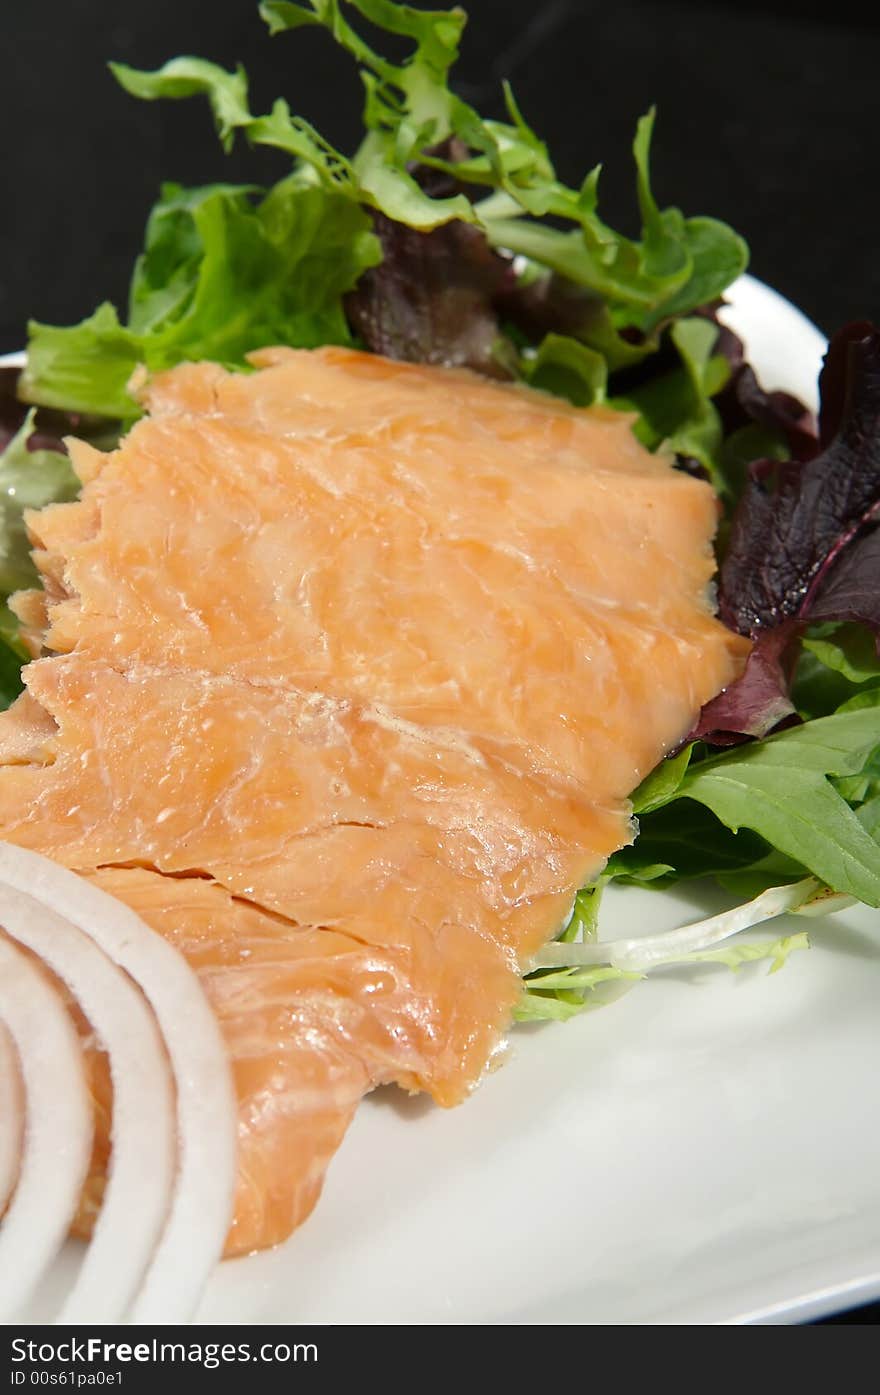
[{"xmin": 0, "ymin": 347, "xmax": 748, "ymax": 1255}]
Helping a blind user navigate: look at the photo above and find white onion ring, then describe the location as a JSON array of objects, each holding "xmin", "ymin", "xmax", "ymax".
[
  {"xmin": 0, "ymin": 934, "xmax": 92, "ymax": 1321},
  {"xmin": 0, "ymin": 884, "xmax": 177, "ymax": 1323},
  {"xmin": 0, "ymin": 1023, "xmax": 23, "ymax": 1213},
  {"xmin": 0, "ymin": 844, "xmax": 238, "ymax": 1324}
]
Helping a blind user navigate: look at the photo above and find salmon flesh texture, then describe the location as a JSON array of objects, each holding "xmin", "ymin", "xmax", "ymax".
[{"xmin": 0, "ymin": 347, "xmax": 748, "ymax": 1254}]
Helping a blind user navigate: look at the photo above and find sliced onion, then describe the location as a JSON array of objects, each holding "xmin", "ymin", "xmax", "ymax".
[
  {"xmin": 0, "ymin": 1024, "xmax": 23, "ymax": 1213},
  {"xmin": 0, "ymin": 934, "xmax": 92, "ymax": 1321},
  {"xmin": 0, "ymin": 843, "xmax": 238, "ymax": 1324},
  {"xmin": 0, "ymin": 884, "xmax": 177, "ymax": 1323}
]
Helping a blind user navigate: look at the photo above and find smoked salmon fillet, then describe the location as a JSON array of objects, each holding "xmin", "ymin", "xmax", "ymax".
[{"xmin": 0, "ymin": 346, "xmax": 748, "ymax": 1255}]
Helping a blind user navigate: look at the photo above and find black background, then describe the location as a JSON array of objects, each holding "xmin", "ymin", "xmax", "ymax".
[
  {"xmin": 3, "ymin": 0, "xmax": 880, "ymax": 350},
  {"xmin": 3, "ymin": 0, "xmax": 880, "ymax": 1326}
]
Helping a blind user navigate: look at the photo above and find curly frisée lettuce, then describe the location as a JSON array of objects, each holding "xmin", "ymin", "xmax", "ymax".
[
  {"xmin": 519, "ymin": 879, "xmax": 819, "ymax": 1023},
  {"xmin": 22, "ymin": 0, "xmax": 746, "ymax": 431},
  {"xmin": 6, "ymin": 0, "xmax": 880, "ymax": 1019}
]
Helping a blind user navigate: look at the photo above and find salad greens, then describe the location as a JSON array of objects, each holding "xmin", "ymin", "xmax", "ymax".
[
  {"xmin": 21, "ymin": 0, "xmax": 747, "ymax": 427},
  {"xmin": 3, "ymin": 0, "xmax": 879, "ymax": 1018},
  {"xmin": 520, "ymin": 877, "xmax": 822, "ymax": 1022},
  {"xmin": 23, "ymin": 181, "xmax": 382, "ymax": 419},
  {"xmin": 634, "ymin": 707, "xmax": 880, "ymax": 901},
  {"xmin": 694, "ymin": 322, "xmax": 880, "ymax": 744},
  {"xmin": 0, "ymin": 413, "xmax": 77, "ymax": 600},
  {"xmin": 0, "ymin": 412, "xmax": 78, "ymax": 707}
]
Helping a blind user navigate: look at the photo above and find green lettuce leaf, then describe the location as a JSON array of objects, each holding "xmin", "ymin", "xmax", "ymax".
[
  {"xmin": 516, "ymin": 964, "xmax": 640, "ymax": 1022},
  {"xmin": 718, "ymin": 850, "xmax": 811, "ymax": 900},
  {"xmin": 23, "ymin": 180, "xmax": 381, "ymax": 418},
  {"xmin": 629, "ymin": 741, "xmax": 694, "ymax": 813},
  {"xmin": 522, "ymin": 333, "xmax": 607, "ymax": 407},
  {"xmin": 22, "ymin": 305, "xmax": 144, "ymax": 420},
  {"xmin": 793, "ymin": 645, "xmax": 868, "ymax": 721},
  {"xmin": 109, "ymin": 4, "xmax": 746, "ymax": 323},
  {"xmin": 611, "ymin": 695, "xmax": 880, "ymax": 905},
  {"xmin": 666, "ymin": 931, "xmax": 809, "ymax": 973},
  {"xmin": 858, "ymin": 794, "xmax": 880, "ymax": 839},
  {"xmin": 610, "ymin": 799, "xmax": 772, "ymax": 886},
  {"xmin": 23, "ymin": 1, "xmax": 748, "ymax": 424},
  {"xmin": 0, "ymin": 600, "xmax": 30, "ymax": 710},
  {"xmin": 801, "ymin": 624, "xmax": 880, "ymax": 687},
  {"xmin": 673, "ymin": 710, "xmax": 880, "ymax": 904},
  {"xmin": 108, "ymin": 57, "xmax": 252, "ymax": 151},
  {"xmin": 558, "ymin": 881, "xmax": 608, "ymax": 944},
  {"xmin": 611, "ymin": 317, "xmax": 730, "ymax": 487},
  {"xmin": 0, "ymin": 413, "xmax": 79, "ymax": 709},
  {"xmin": 0, "ymin": 413, "xmax": 78, "ymax": 596},
  {"xmin": 0, "ymin": 637, "xmax": 25, "ymax": 712}
]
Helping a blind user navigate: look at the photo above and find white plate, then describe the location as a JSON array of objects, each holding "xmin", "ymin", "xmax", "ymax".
[{"xmin": 11, "ymin": 279, "xmax": 880, "ymax": 1326}]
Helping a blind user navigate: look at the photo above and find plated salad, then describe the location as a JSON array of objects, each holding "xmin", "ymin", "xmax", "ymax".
[{"xmin": 2, "ymin": 0, "xmax": 879, "ymax": 1025}]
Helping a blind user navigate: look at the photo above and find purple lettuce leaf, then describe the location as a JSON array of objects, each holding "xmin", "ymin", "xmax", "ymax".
[
  {"xmin": 495, "ymin": 272, "xmax": 608, "ymax": 344},
  {"xmin": 344, "ymin": 211, "xmax": 516, "ymax": 377},
  {"xmin": 815, "ymin": 320, "xmax": 879, "ymax": 448},
  {"xmin": 690, "ymin": 624, "xmax": 800, "ymax": 744},
  {"xmin": 718, "ymin": 323, "xmax": 880, "ymax": 636},
  {"xmin": 696, "ymin": 302, "xmax": 817, "ymax": 462},
  {"xmin": 808, "ymin": 523, "xmax": 880, "ymax": 634},
  {"xmin": 696, "ymin": 322, "xmax": 880, "ymax": 743},
  {"xmin": 717, "ymin": 362, "xmax": 818, "ymax": 464}
]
